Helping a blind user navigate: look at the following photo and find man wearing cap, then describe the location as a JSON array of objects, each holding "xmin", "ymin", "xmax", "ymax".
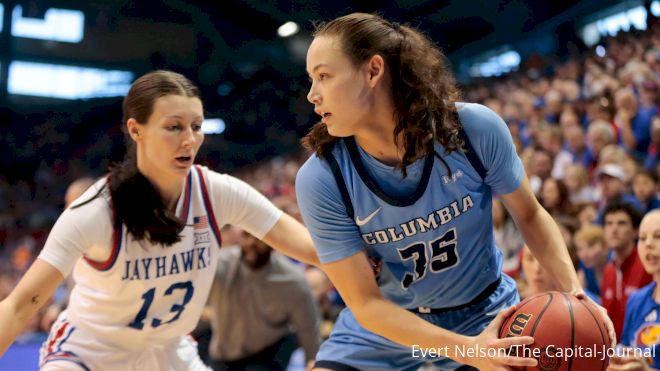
[{"xmin": 595, "ymin": 163, "xmax": 644, "ymax": 224}]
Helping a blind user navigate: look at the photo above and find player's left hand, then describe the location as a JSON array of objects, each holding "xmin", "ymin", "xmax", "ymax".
[{"xmin": 571, "ymin": 290, "xmax": 616, "ymax": 346}]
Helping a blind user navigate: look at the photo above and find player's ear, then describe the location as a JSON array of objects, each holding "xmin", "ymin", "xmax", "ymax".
[
  {"xmin": 366, "ymin": 54, "xmax": 385, "ymax": 87},
  {"xmin": 127, "ymin": 118, "xmax": 141, "ymax": 141}
]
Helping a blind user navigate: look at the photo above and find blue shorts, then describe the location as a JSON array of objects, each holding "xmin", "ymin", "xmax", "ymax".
[{"xmin": 315, "ymin": 274, "xmax": 519, "ymax": 371}]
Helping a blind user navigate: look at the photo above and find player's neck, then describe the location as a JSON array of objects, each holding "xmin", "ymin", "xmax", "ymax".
[
  {"xmin": 353, "ymin": 116, "xmax": 409, "ymax": 167},
  {"xmin": 354, "ymin": 135, "xmax": 401, "ymax": 166},
  {"xmin": 156, "ymin": 178, "xmax": 185, "ymax": 211},
  {"xmin": 136, "ymin": 163, "xmax": 184, "ymax": 211}
]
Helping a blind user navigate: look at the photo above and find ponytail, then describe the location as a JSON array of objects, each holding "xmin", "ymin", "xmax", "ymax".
[{"xmin": 108, "ymin": 157, "xmax": 184, "ymax": 246}]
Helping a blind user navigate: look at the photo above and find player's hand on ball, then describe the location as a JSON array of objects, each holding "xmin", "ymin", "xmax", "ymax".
[
  {"xmin": 571, "ymin": 289, "xmax": 616, "ymax": 346},
  {"xmin": 459, "ymin": 305, "xmax": 537, "ymax": 371}
]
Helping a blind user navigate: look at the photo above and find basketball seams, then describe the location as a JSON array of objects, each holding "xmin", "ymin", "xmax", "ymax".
[
  {"xmin": 561, "ymin": 292, "xmax": 575, "ymax": 371},
  {"xmin": 577, "ymin": 299, "xmax": 608, "ymax": 371},
  {"xmin": 529, "ymin": 293, "xmax": 553, "ymax": 337},
  {"xmin": 527, "ymin": 293, "xmax": 552, "ymax": 371},
  {"xmin": 500, "ymin": 292, "xmax": 610, "ymax": 371}
]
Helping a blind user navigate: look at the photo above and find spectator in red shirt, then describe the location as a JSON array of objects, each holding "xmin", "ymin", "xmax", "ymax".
[{"xmin": 601, "ymin": 201, "xmax": 652, "ymax": 337}]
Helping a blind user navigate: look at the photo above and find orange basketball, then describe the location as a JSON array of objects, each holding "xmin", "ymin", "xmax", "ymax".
[{"xmin": 498, "ymin": 291, "xmax": 611, "ymax": 371}]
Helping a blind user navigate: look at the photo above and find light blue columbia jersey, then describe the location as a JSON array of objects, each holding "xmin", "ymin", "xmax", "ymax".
[{"xmin": 296, "ymin": 103, "xmax": 524, "ymax": 309}]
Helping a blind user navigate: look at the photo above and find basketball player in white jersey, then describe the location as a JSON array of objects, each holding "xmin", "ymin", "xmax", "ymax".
[{"xmin": 0, "ymin": 70, "xmax": 319, "ymax": 371}]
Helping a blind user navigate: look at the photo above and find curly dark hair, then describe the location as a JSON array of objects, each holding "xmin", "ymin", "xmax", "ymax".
[{"xmin": 301, "ymin": 13, "xmax": 463, "ymax": 176}]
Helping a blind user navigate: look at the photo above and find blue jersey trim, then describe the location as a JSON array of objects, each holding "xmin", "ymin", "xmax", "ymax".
[
  {"xmin": 324, "ymin": 112, "xmax": 487, "ymax": 216},
  {"xmin": 324, "ymin": 147, "xmax": 355, "ymax": 220}
]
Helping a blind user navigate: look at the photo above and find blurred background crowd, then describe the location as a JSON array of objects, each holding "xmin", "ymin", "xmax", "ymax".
[{"xmin": 2, "ymin": 0, "xmax": 660, "ymax": 369}]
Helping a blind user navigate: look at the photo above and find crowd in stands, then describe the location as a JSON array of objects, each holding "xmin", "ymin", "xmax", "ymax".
[{"xmin": 2, "ymin": 17, "xmax": 660, "ymax": 368}]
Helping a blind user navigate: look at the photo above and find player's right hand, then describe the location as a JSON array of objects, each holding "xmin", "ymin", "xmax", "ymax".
[{"xmin": 458, "ymin": 305, "xmax": 538, "ymax": 371}]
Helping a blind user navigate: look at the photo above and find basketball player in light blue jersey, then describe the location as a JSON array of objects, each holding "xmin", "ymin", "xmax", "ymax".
[{"xmin": 295, "ymin": 13, "xmax": 615, "ymax": 371}]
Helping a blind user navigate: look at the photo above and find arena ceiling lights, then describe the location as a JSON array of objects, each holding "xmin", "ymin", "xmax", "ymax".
[{"xmin": 2, "ymin": 4, "xmax": 134, "ymax": 99}]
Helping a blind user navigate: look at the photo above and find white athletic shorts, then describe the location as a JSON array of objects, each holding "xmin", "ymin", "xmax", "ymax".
[{"xmin": 39, "ymin": 314, "xmax": 211, "ymax": 371}]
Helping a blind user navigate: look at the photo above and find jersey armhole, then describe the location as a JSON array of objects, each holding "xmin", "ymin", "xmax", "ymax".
[{"xmin": 83, "ymin": 222, "xmax": 122, "ymax": 271}]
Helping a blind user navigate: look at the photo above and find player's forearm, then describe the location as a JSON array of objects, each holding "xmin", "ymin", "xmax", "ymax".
[
  {"xmin": 0, "ymin": 259, "xmax": 65, "ymax": 355},
  {"xmin": 271, "ymin": 238, "xmax": 319, "ymax": 267},
  {"xmin": 352, "ymin": 298, "xmax": 472, "ymax": 363},
  {"xmin": 262, "ymin": 214, "xmax": 320, "ymax": 266},
  {"xmin": 516, "ymin": 206, "xmax": 581, "ymax": 292},
  {"xmin": 0, "ymin": 299, "xmax": 36, "ymax": 356}
]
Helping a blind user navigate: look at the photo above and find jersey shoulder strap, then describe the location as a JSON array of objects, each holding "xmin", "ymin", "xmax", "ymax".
[
  {"xmin": 454, "ymin": 110, "xmax": 487, "ymax": 180},
  {"xmin": 322, "ymin": 145, "xmax": 355, "ymax": 220}
]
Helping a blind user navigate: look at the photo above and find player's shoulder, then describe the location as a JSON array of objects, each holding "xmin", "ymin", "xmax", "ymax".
[
  {"xmin": 456, "ymin": 102, "xmax": 507, "ymax": 133},
  {"xmin": 194, "ymin": 165, "xmax": 222, "ymax": 182},
  {"xmin": 65, "ymin": 178, "xmax": 112, "ymax": 220},
  {"xmin": 51, "ymin": 178, "xmax": 114, "ymax": 243},
  {"xmin": 296, "ymin": 153, "xmax": 335, "ymax": 189},
  {"xmin": 195, "ymin": 165, "xmax": 243, "ymax": 190}
]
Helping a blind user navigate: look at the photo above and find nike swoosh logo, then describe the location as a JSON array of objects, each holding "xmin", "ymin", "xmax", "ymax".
[{"xmin": 355, "ymin": 207, "xmax": 382, "ymax": 226}]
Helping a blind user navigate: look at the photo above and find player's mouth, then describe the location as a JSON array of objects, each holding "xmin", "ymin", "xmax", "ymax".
[
  {"xmin": 321, "ymin": 112, "xmax": 332, "ymax": 123},
  {"xmin": 175, "ymin": 156, "xmax": 193, "ymax": 167}
]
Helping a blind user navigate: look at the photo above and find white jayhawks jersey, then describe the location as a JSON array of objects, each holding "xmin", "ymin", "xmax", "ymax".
[{"xmin": 38, "ymin": 165, "xmax": 282, "ymax": 351}]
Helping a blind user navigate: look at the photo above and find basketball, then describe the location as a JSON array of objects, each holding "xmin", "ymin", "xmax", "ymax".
[{"xmin": 498, "ymin": 291, "xmax": 611, "ymax": 371}]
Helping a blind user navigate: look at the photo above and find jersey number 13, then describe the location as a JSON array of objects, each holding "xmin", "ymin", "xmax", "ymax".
[{"xmin": 128, "ymin": 280, "xmax": 194, "ymax": 330}]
